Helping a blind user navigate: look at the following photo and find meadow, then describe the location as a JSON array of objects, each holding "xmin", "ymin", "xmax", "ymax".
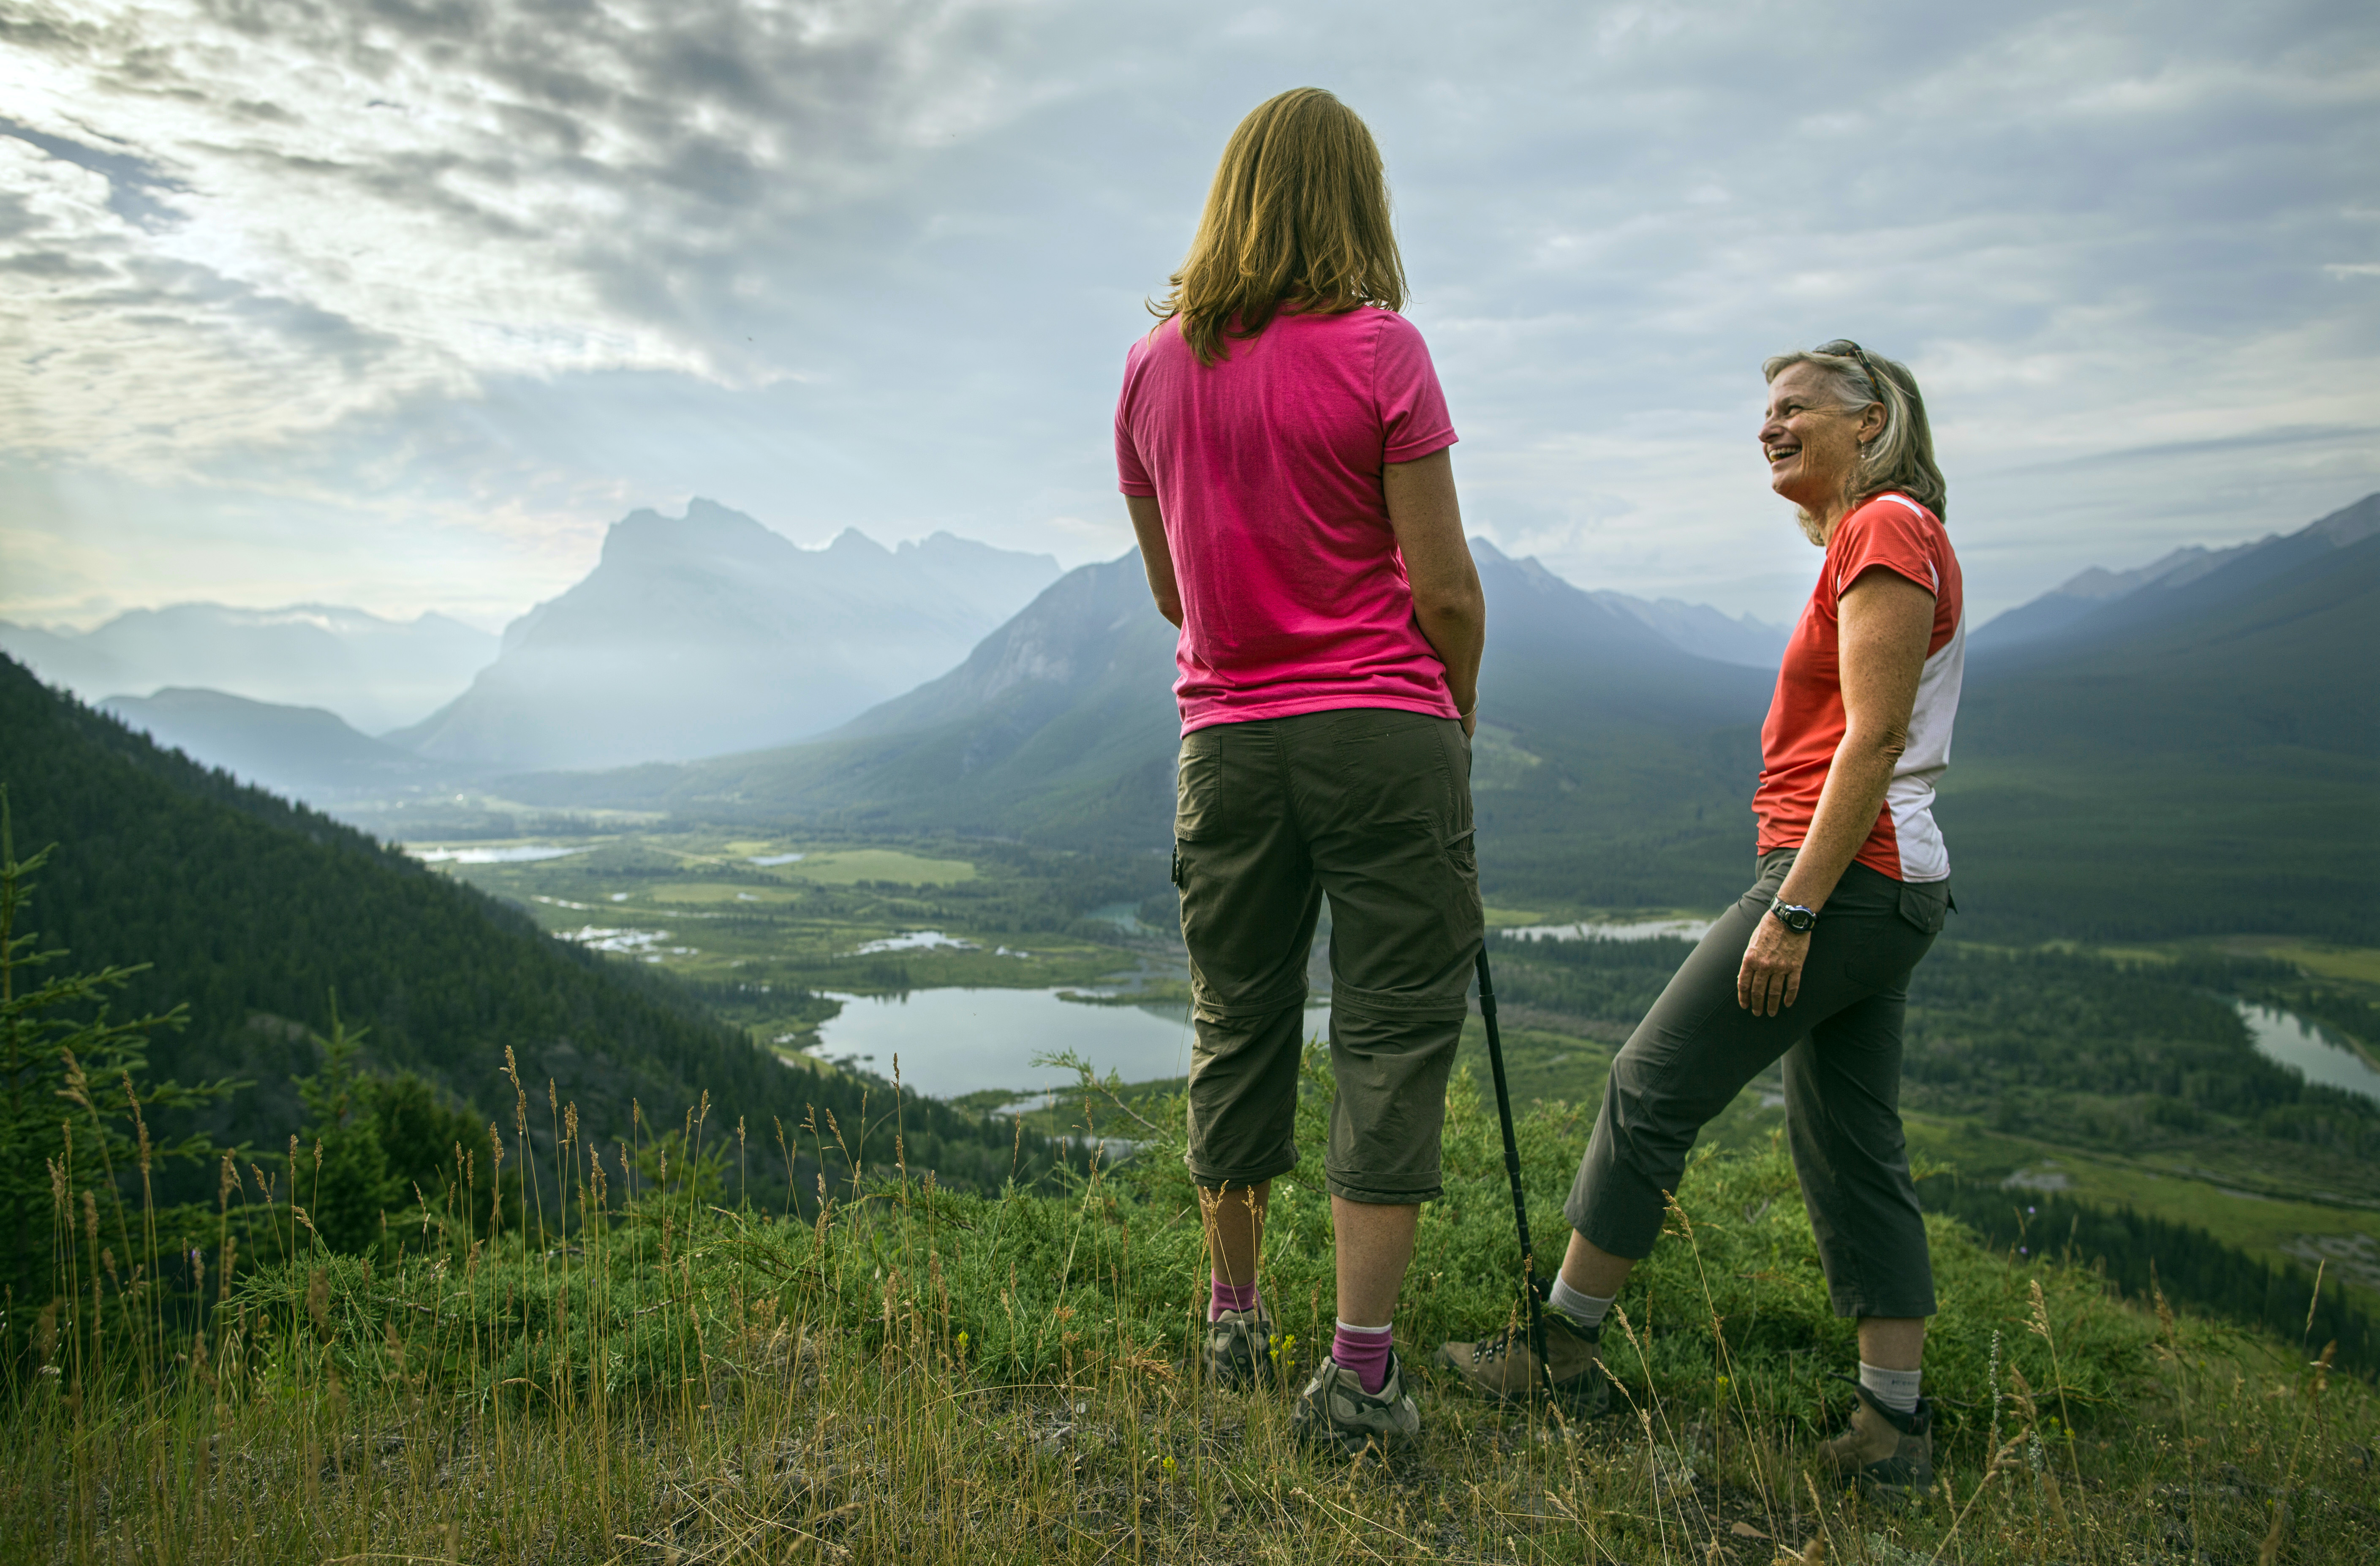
[{"xmin": 8, "ymin": 1038, "xmax": 2376, "ymax": 1565}]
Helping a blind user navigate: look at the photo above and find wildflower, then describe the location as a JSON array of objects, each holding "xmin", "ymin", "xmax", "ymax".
[
  {"xmin": 1161, "ymin": 1454, "xmax": 1177, "ymax": 1479},
  {"xmin": 2027, "ymin": 1205, "xmax": 2036, "ymax": 1215},
  {"xmin": 956, "ymin": 1330, "xmax": 969, "ymax": 1356}
]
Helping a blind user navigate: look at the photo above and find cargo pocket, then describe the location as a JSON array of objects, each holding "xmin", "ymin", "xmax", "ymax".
[
  {"xmin": 1896, "ymin": 879, "xmax": 1951, "ymax": 936},
  {"xmin": 1442, "ymin": 826, "xmax": 1477, "ymax": 880}
]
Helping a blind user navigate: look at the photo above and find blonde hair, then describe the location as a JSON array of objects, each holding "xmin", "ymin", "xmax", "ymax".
[
  {"xmin": 1762, "ymin": 341, "xmax": 1948, "ymax": 542},
  {"xmin": 1155, "ymin": 87, "xmax": 1406, "ymax": 365}
]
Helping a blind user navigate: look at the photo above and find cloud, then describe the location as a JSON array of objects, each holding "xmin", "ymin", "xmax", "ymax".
[
  {"xmin": 1, "ymin": 0, "xmax": 2375, "ymax": 626},
  {"xmin": 0, "ymin": 0, "xmax": 1061, "ymax": 471}
]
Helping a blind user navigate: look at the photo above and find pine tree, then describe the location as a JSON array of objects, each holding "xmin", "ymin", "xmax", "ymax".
[{"xmin": 0, "ymin": 787, "xmax": 234, "ymax": 1332}]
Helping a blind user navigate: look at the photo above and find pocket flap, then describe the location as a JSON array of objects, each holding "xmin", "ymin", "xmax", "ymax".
[{"xmin": 1896, "ymin": 878, "xmax": 1951, "ymax": 936}]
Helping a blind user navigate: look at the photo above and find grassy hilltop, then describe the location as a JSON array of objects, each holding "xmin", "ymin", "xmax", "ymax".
[{"xmin": 4, "ymin": 1016, "xmax": 2374, "ymax": 1564}]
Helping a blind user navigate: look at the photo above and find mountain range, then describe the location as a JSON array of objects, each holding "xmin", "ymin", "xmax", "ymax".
[
  {"xmin": 1969, "ymin": 491, "xmax": 2380, "ymax": 655},
  {"xmin": 502, "ymin": 537, "xmax": 1780, "ymax": 905},
  {"xmin": 36, "ymin": 485, "xmax": 2372, "ymax": 941},
  {"xmin": 0, "ymin": 602, "xmax": 498, "ymax": 733},
  {"xmin": 386, "ymin": 501, "xmax": 1061, "ymax": 772},
  {"xmin": 507, "ymin": 491, "xmax": 2379, "ymax": 940},
  {"xmin": 1591, "ymin": 592, "xmax": 1787, "ymax": 669},
  {"xmin": 1939, "ymin": 493, "xmax": 2378, "ymax": 940}
]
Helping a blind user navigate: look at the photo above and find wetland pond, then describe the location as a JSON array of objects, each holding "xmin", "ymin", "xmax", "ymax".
[{"xmin": 2239, "ymin": 1002, "xmax": 2380, "ymax": 1104}]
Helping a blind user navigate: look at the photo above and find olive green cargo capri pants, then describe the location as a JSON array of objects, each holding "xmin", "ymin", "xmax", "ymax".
[{"xmin": 1172, "ymin": 708, "xmax": 1485, "ymax": 1204}]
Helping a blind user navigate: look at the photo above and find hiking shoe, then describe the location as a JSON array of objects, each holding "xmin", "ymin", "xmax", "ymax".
[
  {"xmin": 1292, "ymin": 1351, "xmax": 1422, "ymax": 1458},
  {"xmin": 1815, "ymin": 1382, "xmax": 1934, "ymax": 1501},
  {"xmin": 1433, "ymin": 1307, "xmax": 1610, "ymax": 1418},
  {"xmin": 1206, "ymin": 1304, "xmax": 1275, "ymax": 1391}
]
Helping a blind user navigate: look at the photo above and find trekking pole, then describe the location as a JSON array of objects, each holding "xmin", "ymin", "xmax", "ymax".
[{"xmin": 1474, "ymin": 945, "xmax": 1552, "ymax": 1403}]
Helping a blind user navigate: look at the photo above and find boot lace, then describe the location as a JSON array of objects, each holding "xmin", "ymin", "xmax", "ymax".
[{"xmin": 1467, "ymin": 1326, "xmax": 1526, "ymax": 1366}]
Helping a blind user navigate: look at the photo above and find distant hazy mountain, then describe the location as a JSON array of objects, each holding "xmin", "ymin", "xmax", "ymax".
[
  {"xmin": 508, "ymin": 538, "xmax": 1776, "ymax": 904},
  {"xmin": 1972, "ymin": 492, "xmax": 2380, "ymax": 655},
  {"xmin": 387, "ymin": 500, "xmax": 1061, "ymax": 772},
  {"xmin": 0, "ymin": 603, "xmax": 497, "ymax": 733},
  {"xmin": 101, "ymin": 688, "xmax": 446, "ymax": 802},
  {"xmin": 1590, "ymin": 591, "xmax": 1788, "ymax": 669}
]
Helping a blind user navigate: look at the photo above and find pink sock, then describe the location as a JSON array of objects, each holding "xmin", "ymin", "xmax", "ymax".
[
  {"xmin": 1332, "ymin": 1320, "xmax": 1394, "ymax": 1394},
  {"xmin": 1209, "ymin": 1277, "xmax": 1259, "ymax": 1320}
]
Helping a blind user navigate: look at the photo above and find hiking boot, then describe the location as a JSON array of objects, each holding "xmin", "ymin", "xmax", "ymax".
[
  {"xmin": 1433, "ymin": 1308, "xmax": 1610, "ymax": 1418},
  {"xmin": 1292, "ymin": 1351, "xmax": 1422, "ymax": 1458},
  {"xmin": 1815, "ymin": 1382, "xmax": 1934, "ymax": 1501},
  {"xmin": 1206, "ymin": 1304, "xmax": 1275, "ymax": 1391}
]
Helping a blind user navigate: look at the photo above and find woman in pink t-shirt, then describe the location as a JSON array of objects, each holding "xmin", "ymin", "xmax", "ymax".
[{"xmin": 1115, "ymin": 87, "xmax": 1487, "ymax": 1456}]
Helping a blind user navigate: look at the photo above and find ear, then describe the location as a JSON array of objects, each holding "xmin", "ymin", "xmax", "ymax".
[{"xmin": 1858, "ymin": 399, "xmax": 1889, "ymax": 444}]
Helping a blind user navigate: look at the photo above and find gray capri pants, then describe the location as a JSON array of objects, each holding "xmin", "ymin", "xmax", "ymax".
[{"xmin": 1566, "ymin": 848, "xmax": 1950, "ymax": 1320}]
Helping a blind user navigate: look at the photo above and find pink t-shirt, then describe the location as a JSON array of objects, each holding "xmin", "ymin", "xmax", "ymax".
[{"xmin": 1114, "ymin": 306, "xmax": 1462, "ymax": 734}]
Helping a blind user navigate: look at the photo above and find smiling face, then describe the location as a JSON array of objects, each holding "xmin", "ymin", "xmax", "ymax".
[{"xmin": 1760, "ymin": 362, "xmax": 1883, "ymax": 530}]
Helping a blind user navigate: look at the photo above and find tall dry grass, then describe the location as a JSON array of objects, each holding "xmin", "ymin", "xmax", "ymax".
[{"xmin": 3, "ymin": 1049, "xmax": 2374, "ymax": 1564}]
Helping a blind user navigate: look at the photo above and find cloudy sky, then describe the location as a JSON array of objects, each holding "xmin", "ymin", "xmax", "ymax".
[{"xmin": 3, "ymin": 0, "xmax": 2375, "ymax": 633}]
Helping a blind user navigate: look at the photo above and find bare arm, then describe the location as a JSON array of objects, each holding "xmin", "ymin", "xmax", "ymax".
[
  {"xmin": 1125, "ymin": 494, "xmax": 1183, "ymax": 628},
  {"xmin": 1384, "ymin": 448, "xmax": 1485, "ymax": 735},
  {"xmin": 1737, "ymin": 566, "xmax": 1936, "ymax": 1014}
]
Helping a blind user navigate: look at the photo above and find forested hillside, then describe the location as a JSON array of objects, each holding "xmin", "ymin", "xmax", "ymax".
[
  {"xmin": 1475, "ymin": 930, "xmax": 2380, "ymax": 1369},
  {"xmin": 1945, "ymin": 511, "xmax": 2378, "ymax": 942},
  {"xmin": 0, "ymin": 655, "xmax": 1050, "ymax": 1210}
]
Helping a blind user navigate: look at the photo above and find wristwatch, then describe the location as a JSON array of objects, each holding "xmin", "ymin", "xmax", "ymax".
[{"xmin": 1768, "ymin": 899, "xmax": 1818, "ymax": 934}]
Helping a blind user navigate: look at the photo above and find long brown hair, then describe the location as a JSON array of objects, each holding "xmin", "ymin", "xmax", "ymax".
[{"xmin": 1154, "ymin": 87, "xmax": 1406, "ymax": 365}]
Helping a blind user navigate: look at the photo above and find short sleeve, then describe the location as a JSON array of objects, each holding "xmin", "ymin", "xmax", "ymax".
[
  {"xmin": 1832, "ymin": 495, "xmax": 1942, "ymax": 602},
  {"xmin": 1372, "ymin": 312, "xmax": 1458, "ymax": 464},
  {"xmin": 1115, "ymin": 341, "xmax": 1157, "ymax": 497}
]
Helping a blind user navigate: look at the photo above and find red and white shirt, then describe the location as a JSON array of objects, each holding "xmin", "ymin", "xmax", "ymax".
[{"xmin": 1753, "ymin": 493, "xmax": 1964, "ymax": 883}]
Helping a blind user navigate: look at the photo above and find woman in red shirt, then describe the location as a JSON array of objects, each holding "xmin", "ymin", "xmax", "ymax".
[{"xmin": 1439, "ymin": 341, "xmax": 1963, "ymax": 1502}]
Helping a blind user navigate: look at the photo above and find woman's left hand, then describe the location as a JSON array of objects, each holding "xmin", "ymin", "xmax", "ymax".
[{"xmin": 1737, "ymin": 915, "xmax": 1811, "ymax": 1016}]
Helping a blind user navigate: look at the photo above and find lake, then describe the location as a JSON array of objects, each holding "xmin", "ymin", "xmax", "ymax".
[
  {"xmin": 411, "ymin": 844, "xmax": 589, "ymax": 864},
  {"xmin": 807, "ymin": 987, "xmax": 1330, "ymax": 1101},
  {"xmin": 1499, "ymin": 916, "xmax": 1715, "ymax": 943},
  {"xmin": 2239, "ymin": 1002, "xmax": 2380, "ymax": 1105}
]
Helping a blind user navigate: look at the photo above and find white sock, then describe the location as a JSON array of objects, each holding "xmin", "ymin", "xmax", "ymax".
[
  {"xmin": 1547, "ymin": 1276, "xmax": 1615, "ymax": 1332},
  {"xmin": 1333, "ymin": 1318, "xmax": 1394, "ymax": 1337},
  {"xmin": 1859, "ymin": 1361, "xmax": 1922, "ymax": 1414}
]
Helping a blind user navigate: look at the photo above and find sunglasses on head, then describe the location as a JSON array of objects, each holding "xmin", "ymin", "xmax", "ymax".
[{"xmin": 1815, "ymin": 339, "xmax": 1888, "ymax": 399}]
